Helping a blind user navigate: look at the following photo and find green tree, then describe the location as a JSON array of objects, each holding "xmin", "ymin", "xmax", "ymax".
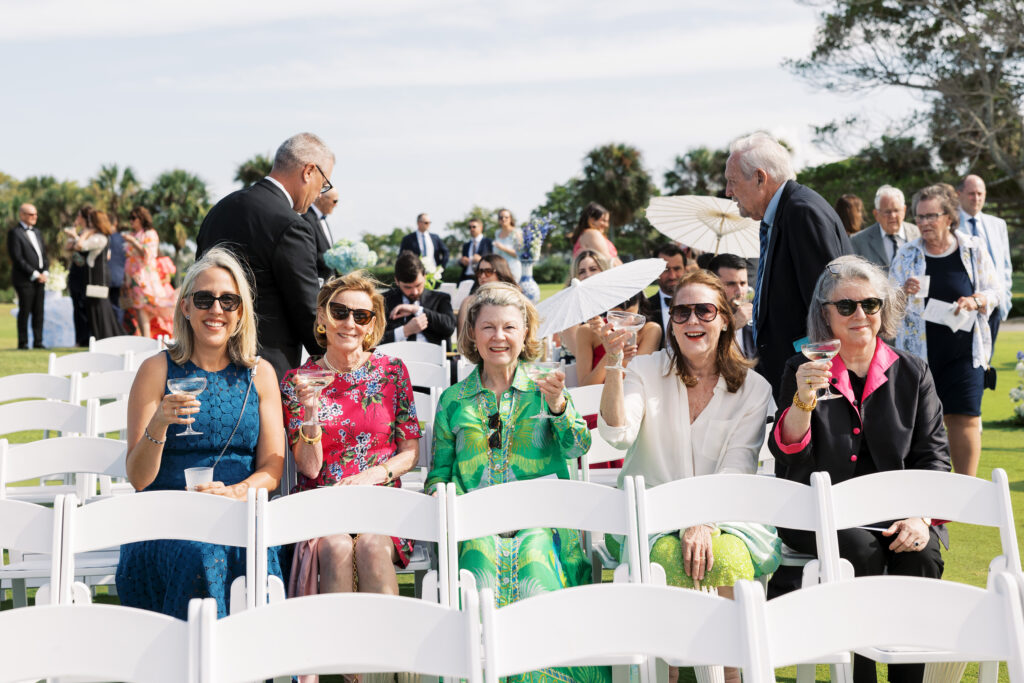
[
  {"xmin": 140, "ymin": 170, "xmax": 210, "ymax": 260},
  {"xmin": 579, "ymin": 143, "xmax": 659, "ymax": 257},
  {"xmin": 234, "ymin": 154, "xmax": 273, "ymax": 188},
  {"xmin": 663, "ymin": 146, "xmax": 729, "ymax": 197},
  {"xmin": 445, "ymin": 206, "xmax": 501, "ymax": 243},
  {"xmin": 531, "ymin": 178, "xmax": 583, "ymax": 255},
  {"xmin": 361, "ymin": 227, "xmax": 406, "ymax": 267},
  {"xmin": 89, "ymin": 164, "xmax": 140, "ymax": 222}
]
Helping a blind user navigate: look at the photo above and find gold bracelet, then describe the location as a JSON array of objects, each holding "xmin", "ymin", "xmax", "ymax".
[
  {"xmin": 380, "ymin": 463, "xmax": 394, "ymax": 484},
  {"xmin": 298, "ymin": 425, "xmax": 322, "ymax": 445},
  {"xmin": 792, "ymin": 390, "xmax": 817, "ymax": 412}
]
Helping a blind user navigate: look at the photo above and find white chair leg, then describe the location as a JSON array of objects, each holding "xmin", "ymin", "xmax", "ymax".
[
  {"xmin": 694, "ymin": 665, "xmax": 724, "ymax": 683},
  {"xmin": 12, "ymin": 578, "xmax": 27, "ymax": 608},
  {"xmin": 796, "ymin": 663, "xmax": 815, "ymax": 683},
  {"xmin": 923, "ymin": 662, "xmax": 968, "ymax": 683},
  {"xmin": 978, "ymin": 661, "xmax": 999, "ymax": 683},
  {"xmin": 831, "ymin": 662, "xmax": 853, "ymax": 683}
]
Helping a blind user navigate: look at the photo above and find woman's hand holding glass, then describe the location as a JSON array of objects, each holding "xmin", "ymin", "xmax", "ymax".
[
  {"xmin": 681, "ymin": 525, "xmax": 715, "ymax": 584},
  {"xmin": 598, "ymin": 319, "xmax": 638, "ymax": 367},
  {"xmin": 152, "ymin": 391, "xmax": 200, "ymax": 430},
  {"xmin": 533, "ymin": 367, "xmax": 567, "ymax": 415},
  {"xmin": 793, "ymin": 355, "xmax": 832, "ymax": 405}
]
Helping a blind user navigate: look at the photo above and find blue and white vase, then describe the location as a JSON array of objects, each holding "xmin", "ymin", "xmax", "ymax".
[{"xmin": 519, "ymin": 259, "xmax": 540, "ymax": 303}]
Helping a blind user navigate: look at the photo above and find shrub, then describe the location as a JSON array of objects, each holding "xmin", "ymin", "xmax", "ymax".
[{"xmin": 533, "ymin": 254, "xmax": 570, "ymax": 284}]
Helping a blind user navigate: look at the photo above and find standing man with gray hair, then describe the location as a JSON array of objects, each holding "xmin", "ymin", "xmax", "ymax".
[
  {"xmin": 850, "ymin": 185, "xmax": 920, "ymax": 273},
  {"xmin": 197, "ymin": 132, "xmax": 335, "ymax": 379},
  {"xmin": 725, "ymin": 131, "xmax": 851, "ymax": 400}
]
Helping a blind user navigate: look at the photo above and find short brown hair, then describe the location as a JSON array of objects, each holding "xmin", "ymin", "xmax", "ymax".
[
  {"xmin": 911, "ymin": 184, "xmax": 960, "ymax": 229},
  {"xmin": 459, "ymin": 282, "xmax": 541, "ymax": 365},
  {"xmin": 314, "ymin": 272, "xmax": 387, "ymax": 350},
  {"xmin": 666, "ymin": 270, "xmax": 754, "ymax": 393},
  {"xmin": 129, "ymin": 206, "xmax": 154, "ymax": 230}
]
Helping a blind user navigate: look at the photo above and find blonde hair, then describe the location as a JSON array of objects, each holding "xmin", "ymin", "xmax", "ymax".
[
  {"xmin": 459, "ymin": 282, "xmax": 542, "ymax": 365},
  {"xmin": 168, "ymin": 247, "xmax": 258, "ymax": 368},
  {"xmin": 314, "ymin": 271, "xmax": 387, "ymax": 351}
]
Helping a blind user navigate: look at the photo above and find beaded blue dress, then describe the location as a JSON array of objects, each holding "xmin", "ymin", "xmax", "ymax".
[{"xmin": 115, "ymin": 351, "xmax": 284, "ymax": 619}]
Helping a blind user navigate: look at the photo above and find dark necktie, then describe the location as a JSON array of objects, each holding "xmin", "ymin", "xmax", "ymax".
[
  {"xmin": 886, "ymin": 233, "xmax": 900, "ymax": 263},
  {"xmin": 968, "ymin": 217, "xmax": 978, "ymax": 237},
  {"xmin": 751, "ymin": 220, "xmax": 770, "ymax": 344}
]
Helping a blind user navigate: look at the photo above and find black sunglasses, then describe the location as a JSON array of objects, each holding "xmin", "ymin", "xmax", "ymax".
[
  {"xmin": 314, "ymin": 164, "xmax": 333, "ymax": 195},
  {"xmin": 825, "ymin": 298, "xmax": 883, "ymax": 316},
  {"xmin": 328, "ymin": 303, "xmax": 375, "ymax": 325},
  {"xmin": 192, "ymin": 291, "xmax": 242, "ymax": 312},
  {"xmin": 476, "ymin": 267, "xmax": 496, "ymax": 276},
  {"xmin": 488, "ymin": 413, "xmax": 501, "ymax": 450},
  {"xmin": 669, "ymin": 302, "xmax": 719, "ymax": 324}
]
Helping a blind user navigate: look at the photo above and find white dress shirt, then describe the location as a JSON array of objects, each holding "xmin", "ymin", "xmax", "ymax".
[
  {"xmin": 19, "ymin": 221, "xmax": 46, "ymax": 280},
  {"xmin": 417, "ymin": 229, "xmax": 435, "ymax": 265},
  {"xmin": 959, "ymin": 209, "xmax": 1013, "ymax": 320},
  {"xmin": 310, "ymin": 204, "xmax": 333, "ymax": 244},
  {"xmin": 263, "ymin": 176, "xmax": 296, "ymax": 213},
  {"xmin": 466, "ymin": 236, "xmax": 482, "ymax": 275},
  {"xmin": 657, "ymin": 291, "xmax": 672, "ymax": 343},
  {"xmin": 393, "ymin": 295, "xmax": 426, "ymax": 343}
]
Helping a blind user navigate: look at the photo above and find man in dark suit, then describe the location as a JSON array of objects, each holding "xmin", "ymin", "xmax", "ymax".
[
  {"xmin": 457, "ymin": 218, "xmax": 493, "ymax": 282},
  {"xmin": 725, "ymin": 132, "xmax": 852, "ymax": 400},
  {"xmin": 399, "ymin": 213, "xmax": 449, "ymax": 271},
  {"xmin": 850, "ymin": 185, "xmax": 919, "ymax": 274},
  {"xmin": 707, "ymin": 253, "xmax": 756, "ymax": 359},
  {"xmin": 196, "ymin": 132, "xmax": 334, "ymax": 379},
  {"xmin": 302, "ymin": 186, "xmax": 339, "ymax": 284},
  {"xmin": 7, "ymin": 203, "xmax": 49, "ymax": 349},
  {"xmin": 646, "ymin": 243, "xmax": 686, "ymax": 349},
  {"xmin": 382, "ymin": 251, "xmax": 456, "ymax": 346}
]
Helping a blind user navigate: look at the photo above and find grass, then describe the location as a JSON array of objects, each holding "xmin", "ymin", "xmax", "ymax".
[{"xmin": 2, "ymin": 303, "xmax": 1023, "ymax": 682}]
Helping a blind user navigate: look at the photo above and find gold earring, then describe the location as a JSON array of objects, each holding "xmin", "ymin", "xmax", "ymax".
[{"xmin": 316, "ymin": 324, "xmax": 326, "ymax": 334}]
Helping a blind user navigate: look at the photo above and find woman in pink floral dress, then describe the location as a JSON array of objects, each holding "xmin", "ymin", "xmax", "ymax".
[
  {"xmin": 123, "ymin": 206, "xmax": 175, "ymax": 338},
  {"xmin": 281, "ymin": 272, "xmax": 421, "ymax": 603}
]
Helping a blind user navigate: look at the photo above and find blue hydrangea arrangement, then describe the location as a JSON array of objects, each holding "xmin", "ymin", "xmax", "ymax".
[{"xmin": 324, "ymin": 239, "xmax": 378, "ymax": 274}]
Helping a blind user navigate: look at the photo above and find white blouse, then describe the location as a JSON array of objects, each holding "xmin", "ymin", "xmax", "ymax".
[{"xmin": 597, "ymin": 349, "xmax": 775, "ymax": 488}]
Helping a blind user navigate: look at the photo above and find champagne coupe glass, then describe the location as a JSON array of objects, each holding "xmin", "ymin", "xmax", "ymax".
[
  {"xmin": 604, "ymin": 311, "xmax": 647, "ymax": 373},
  {"xmin": 166, "ymin": 377, "xmax": 208, "ymax": 436},
  {"xmin": 800, "ymin": 339, "xmax": 842, "ymax": 401},
  {"xmin": 297, "ymin": 367, "xmax": 335, "ymax": 427},
  {"xmin": 524, "ymin": 361, "xmax": 562, "ymax": 420}
]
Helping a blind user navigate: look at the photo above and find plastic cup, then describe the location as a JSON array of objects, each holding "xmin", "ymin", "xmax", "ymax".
[
  {"xmin": 184, "ymin": 467, "xmax": 214, "ymax": 492},
  {"xmin": 916, "ymin": 275, "xmax": 930, "ymax": 298}
]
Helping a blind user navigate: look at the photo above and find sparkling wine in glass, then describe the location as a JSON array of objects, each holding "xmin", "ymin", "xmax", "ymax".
[
  {"xmin": 297, "ymin": 367, "xmax": 335, "ymax": 427},
  {"xmin": 801, "ymin": 339, "xmax": 842, "ymax": 401},
  {"xmin": 166, "ymin": 377, "xmax": 208, "ymax": 436},
  {"xmin": 604, "ymin": 311, "xmax": 647, "ymax": 373},
  {"xmin": 524, "ymin": 361, "xmax": 562, "ymax": 419}
]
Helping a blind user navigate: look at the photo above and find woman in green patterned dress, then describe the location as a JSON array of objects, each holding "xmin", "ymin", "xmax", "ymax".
[{"xmin": 425, "ymin": 282, "xmax": 608, "ymax": 683}]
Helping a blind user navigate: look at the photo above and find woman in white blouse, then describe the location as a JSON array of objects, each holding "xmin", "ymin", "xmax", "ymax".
[{"xmin": 598, "ymin": 269, "xmax": 774, "ymax": 683}]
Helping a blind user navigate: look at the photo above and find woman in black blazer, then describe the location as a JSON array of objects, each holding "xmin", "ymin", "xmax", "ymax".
[{"xmin": 769, "ymin": 255, "xmax": 951, "ymax": 683}]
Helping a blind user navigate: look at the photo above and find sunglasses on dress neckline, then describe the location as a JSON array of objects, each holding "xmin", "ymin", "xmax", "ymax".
[
  {"xmin": 669, "ymin": 302, "xmax": 719, "ymax": 324},
  {"xmin": 825, "ymin": 298, "xmax": 883, "ymax": 316},
  {"xmin": 327, "ymin": 303, "xmax": 375, "ymax": 324},
  {"xmin": 191, "ymin": 291, "xmax": 242, "ymax": 312},
  {"xmin": 488, "ymin": 413, "xmax": 502, "ymax": 449}
]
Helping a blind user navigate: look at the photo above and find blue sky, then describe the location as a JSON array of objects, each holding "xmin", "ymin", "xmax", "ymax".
[{"xmin": 0, "ymin": 0, "xmax": 919, "ymax": 237}]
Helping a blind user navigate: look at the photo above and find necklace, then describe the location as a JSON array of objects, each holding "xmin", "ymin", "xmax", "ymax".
[{"xmin": 321, "ymin": 351, "xmax": 366, "ymax": 375}]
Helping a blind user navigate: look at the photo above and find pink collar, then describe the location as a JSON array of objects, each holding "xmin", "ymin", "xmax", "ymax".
[{"xmin": 828, "ymin": 340, "xmax": 899, "ymax": 406}]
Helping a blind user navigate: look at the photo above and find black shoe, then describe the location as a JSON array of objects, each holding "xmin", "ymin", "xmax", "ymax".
[
  {"xmin": 17, "ymin": 345, "xmax": 29, "ymax": 350},
  {"xmin": 33, "ymin": 344, "xmax": 47, "ymax": 349}
]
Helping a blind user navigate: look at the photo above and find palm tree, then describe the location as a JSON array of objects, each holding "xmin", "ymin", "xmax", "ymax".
[
  {"xmin": 234, "ymin": 154, "xmax": 273, "ymax": 188},
  {"xmin": 90, "ymin": 164, "xmax": 140, "ymax": 221},
  {"xmin": 579, "ymin": 143, "xmax": 656, "ymax": 232},
  {"xmin": 140, "ymin": 170, "xmax": 211, "ymax": 262}
]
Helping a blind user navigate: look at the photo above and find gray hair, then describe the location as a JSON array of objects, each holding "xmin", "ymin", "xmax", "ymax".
[
  {"xmin": 807, "ymin": 255, "xmax": 906, "ymax": 342},
  {"xmin": 458, "ymin": 282, "xmax": 542, "ymax": 365},
  {"xmin": 911, "ymin": 184, "xmax": 960, "ymax": 229},
  {"xmin": 272, "ymin": 132, "xmax": 335, "ymax": 173},
  {"xmin": 874, "ymin": 185, "xmax": 905, "ymax": 210},
  {"xmin": 728, "ymin": 132, "xmax": 796, "ymax": 182}
]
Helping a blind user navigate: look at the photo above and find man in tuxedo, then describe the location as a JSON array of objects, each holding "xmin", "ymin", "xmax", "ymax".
[
  {"xmin": 196, "ymin": 132, "xmax": 334, "ymax": 379},
  {"xmin": 646, "ymin": 243, "xmax": 686, "ymax": 348},
  {"xmin": 458, "ymin": 218, "xmax": 493, "ymax": 282},
  {"xmin": 850, "ymin": 185, "xmax": 919, "ymax": 273},
  {"xmin": 303, "ymin": 186, "xmax": 339, "ymax": 284},
  {"xmin": 382, "ymin": 251, "xmax": 456, "ymax": 346},
  {"xmin": 958, "ymin": 174, "xmax": 1013, "ymax": 351},
  {"xmin": 725, "ymin": 132, "xmax": 851, "ymax": 400},
  {"xmin": 7, "ymin": 203, "xmax": 49, "ymax": 349},
  {"xmin": 707, "ymin": 253, "xmax": 757, "ymax": 359},
  {"xmin": 399, "ymin": 213, "xmax": 449, "ymax": 270}
]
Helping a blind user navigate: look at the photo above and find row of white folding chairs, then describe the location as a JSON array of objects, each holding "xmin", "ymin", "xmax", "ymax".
[
  {"xmin": 4, "ymin": 572, "xmax": 1024, "ymax": 683},
  {"xmin": 89, "ymin": 333, "xmax": 167, "ymax": 355},
  {"xmin": 47, "ymin": 346, "xmax": 161, "ymax": 377}
]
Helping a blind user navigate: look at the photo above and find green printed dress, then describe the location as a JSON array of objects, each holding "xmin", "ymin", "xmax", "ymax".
[{"xmin": 425, "ymin": 364, "xmax": 609, "ymax": 683}]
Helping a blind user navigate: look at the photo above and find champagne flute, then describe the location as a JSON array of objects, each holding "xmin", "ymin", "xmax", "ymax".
[
  {"xmin": 524, "ymin": 361, "xmax": 562, "ymax": 420},
  {"xmin": 604, "ymin": 311, "xmax": 647, "ymax": 373},
  {"xmin": 166, "ymin": 377, "xmax": 208, "ymax": 436},
  {"xmin": 800, "ymin": 339, "xmax": 842, "ymax": 401},
  {"xmin": 297, "ymin": 367, "xmax": 335, "ymax": 427}
]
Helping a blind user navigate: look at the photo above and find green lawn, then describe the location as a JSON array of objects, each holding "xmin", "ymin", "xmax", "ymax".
[{"xmin": 1, "ymin": 302, "xmax": 1022, "ymax": 682}]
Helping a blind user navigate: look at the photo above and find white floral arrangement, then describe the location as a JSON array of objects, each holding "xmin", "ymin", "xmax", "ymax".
[
  {"xmin": 323, "ymin": 239, "xmax": 378, "ymax": 274},
  {"xmin": 1011, "ymin": 351, "xmax": 1024, "ymax": 424},
  {"xmin": 45, "ymin": 261, "xmax": 68, "ymax": 294}
]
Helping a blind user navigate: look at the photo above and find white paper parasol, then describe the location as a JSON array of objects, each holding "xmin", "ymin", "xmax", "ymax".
[
  {"xmin": 535, "ymin": 258, "xmax": 668, "ymax": 339},
  {"xmin": 645, "ymin": 195, "xmax": 761, "ymax": 257}
]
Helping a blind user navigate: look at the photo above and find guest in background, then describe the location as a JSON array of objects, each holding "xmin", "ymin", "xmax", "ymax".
[
  {"xmin": 65, "ymin": 206, "xmax": 122, "ymax": 341},
  {"xmin": 8, "ymin": 203, "xmax": 49, "ymax": 349},
  {"xmin": 835, "ymin": 194, "xmax": 864, "ymax": 236},
  {"xmin": 458, "ymin": 217, "xmax": 493, "ymax": 282},
  {"xmin": 382, "ymin": 251, "xmax": 456, "ymax": 347},
  {"xmin": 576, "ymin": 292, "xmax": 661, "ymax": 387},
  {"xmin": 647, "ymin": 243, "xmax": 687, "ymax": 348},
  {"xmin": 124, "ymin": 207, "xmax": 175, "ymax": 339},
  {"xmin": 492, "ymin": 208, "xmax": 522, "ymax": 282},
  {"xmin": 559, "ymin": 249, "xmax": 611, "ymax": 358},
  {"xmin": 303, "ymin": 186, "xmax": 340, "ymax": 284},
  {"xmin": 707, "ymin": 253, "xmax": 756, "ymax": 360},
  {"xmin": 457, "ymin": 253, "xmax": 517, "ymax": 332},
  {"xmin": 571, "ymin": 201, "xmax": 622, "ymax": 266},
  {"xmin": 399, "ymin": 212, "xmax": 449, "ymax": 270},
  {"xmin": 890, "ymin": 185, "xmax": 999, "ymax": 478},
  {"xmin": 107, "ymin": 213, "xmax": 127, "ymax": 327},
  {"xmin": 850, "ymin": 185, "xmax": 920, "ymax": 274}
]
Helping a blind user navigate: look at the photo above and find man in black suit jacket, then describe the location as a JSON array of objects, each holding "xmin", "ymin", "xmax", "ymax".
[
  {"xmin": 382, "ymin": 251, "xmax": 456, "ymax": 346},
  {"xmin": 708, "ymin": 253, "xmax": 757, "ymax": 360},
  {"xmin": 302, "ymin": 186, "xmax": 339, "ymax": 284},
  {"xmin": 7, "ymin": 203, "xmax": 49, "ymax": 349},
  {"xmin": 399, "ymin": 213, "xmax": 449, "ymax": 270},
  {"xmin": 457, "ymin": 218, "xmax": 493, "ymax": 282},
  {"xmin": 725, "ymin": 132, "xmax": 851, "ymax": 400},
  {"xmin": 646, "ymin": 243, "xmax": 686, "ymax": 349},
  {"xmin": 196, "ymin": 132, "xmax": 334, "ymax": 379}
]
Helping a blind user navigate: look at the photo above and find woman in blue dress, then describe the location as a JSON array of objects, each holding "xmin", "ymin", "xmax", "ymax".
[{"xmin": 116, "ymin": 246, "xmax": 286, "ymax": 619}]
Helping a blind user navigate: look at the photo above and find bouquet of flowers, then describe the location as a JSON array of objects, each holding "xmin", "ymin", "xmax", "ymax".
[
  {"xmin": 324, "ymin": 239, "xmax": 379, "ymax": 274},
  {"xmin": 45, "ymin": 261, "xmax": 68, "ymax": 294},
  {"xmin": 518, "ymin": 214, "xmax": 557, "ymax": 263},
  {"xmin": 1010, "ymin": 351, "xmax": 1024, "ymax": 424},
  {"xmin": 423, "ymin": 262, "xmax": 445, "ymax": 290}
]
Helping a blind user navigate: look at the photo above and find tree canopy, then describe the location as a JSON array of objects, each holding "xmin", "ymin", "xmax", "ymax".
[{"xmin": 234, "ymin": 154, "xmax": 273, "ymax": 188}]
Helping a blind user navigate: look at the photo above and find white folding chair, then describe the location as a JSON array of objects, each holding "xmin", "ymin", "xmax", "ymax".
[
  {"xmin": 254, "ymin": 484, "xmax": 449, "ymax": 606},
  {"xmin": 403, "ymin": 387, "xmax": 440, "ymax": 492},
  {"xmin": 405, "ymin": 359, "xmax": 451, "ymax": 390},
  {"xmin": 378, "ymin": 340, "xmax": 448, "ymax": 367},
  {"xmin": 59, "ymin": 489, "xmax": 257, "ymax": 612},
  {"xmin": 0, "ymin": 599, "xmax": 200, "ymax": 683},
  {"xmin": 452, "ymin": 278, "xmax": 475, "ymax": 310},
  {"xmin": 562, "ymin": 361, "xmax": 579, "ymax": 388},
  {"xmin": 48, "ymin": 350, "xmax": 128, "ymax": 376},
  {"xmin": 762, "ymin": 574, "xmax": 1024, "ymax": 683},
  {"xmin": 73, "ymin": 368, "xmax": 137, "ymax": 402},
  {"xmin": 480, "ymin": 581, "xmax": 770, "ymax": 683},
  {"xmin": 569, "ymin": 385, "xmax": 624, "ymax": 486},
  {"xmin": 1, "ymin": 436, "xmax": 127, "ymax": 505},
  {"xmin": 0, "ymin": 372, "xmax": 73, "ymax": 402},
  {"xmin": 198, "ymin": 587, "xmax": 482, "ymax": 683},
  {"xmin": 456, "ymin": 358, "xmax": 476, "ymax": 382},
  {"xmin": 89, "ymin": 334, "xmax": 163, "ymax": 355},
  {"xmin": 0, "ymin": 399, "xmax": 91, "ymax": 444},
  {"xmin": 127, "ymin": 347, "xmax": 165, "ymax": 370},
  {"xmin": 0, "ymin": 495, "xmax": 64, "ymax": 608}
]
